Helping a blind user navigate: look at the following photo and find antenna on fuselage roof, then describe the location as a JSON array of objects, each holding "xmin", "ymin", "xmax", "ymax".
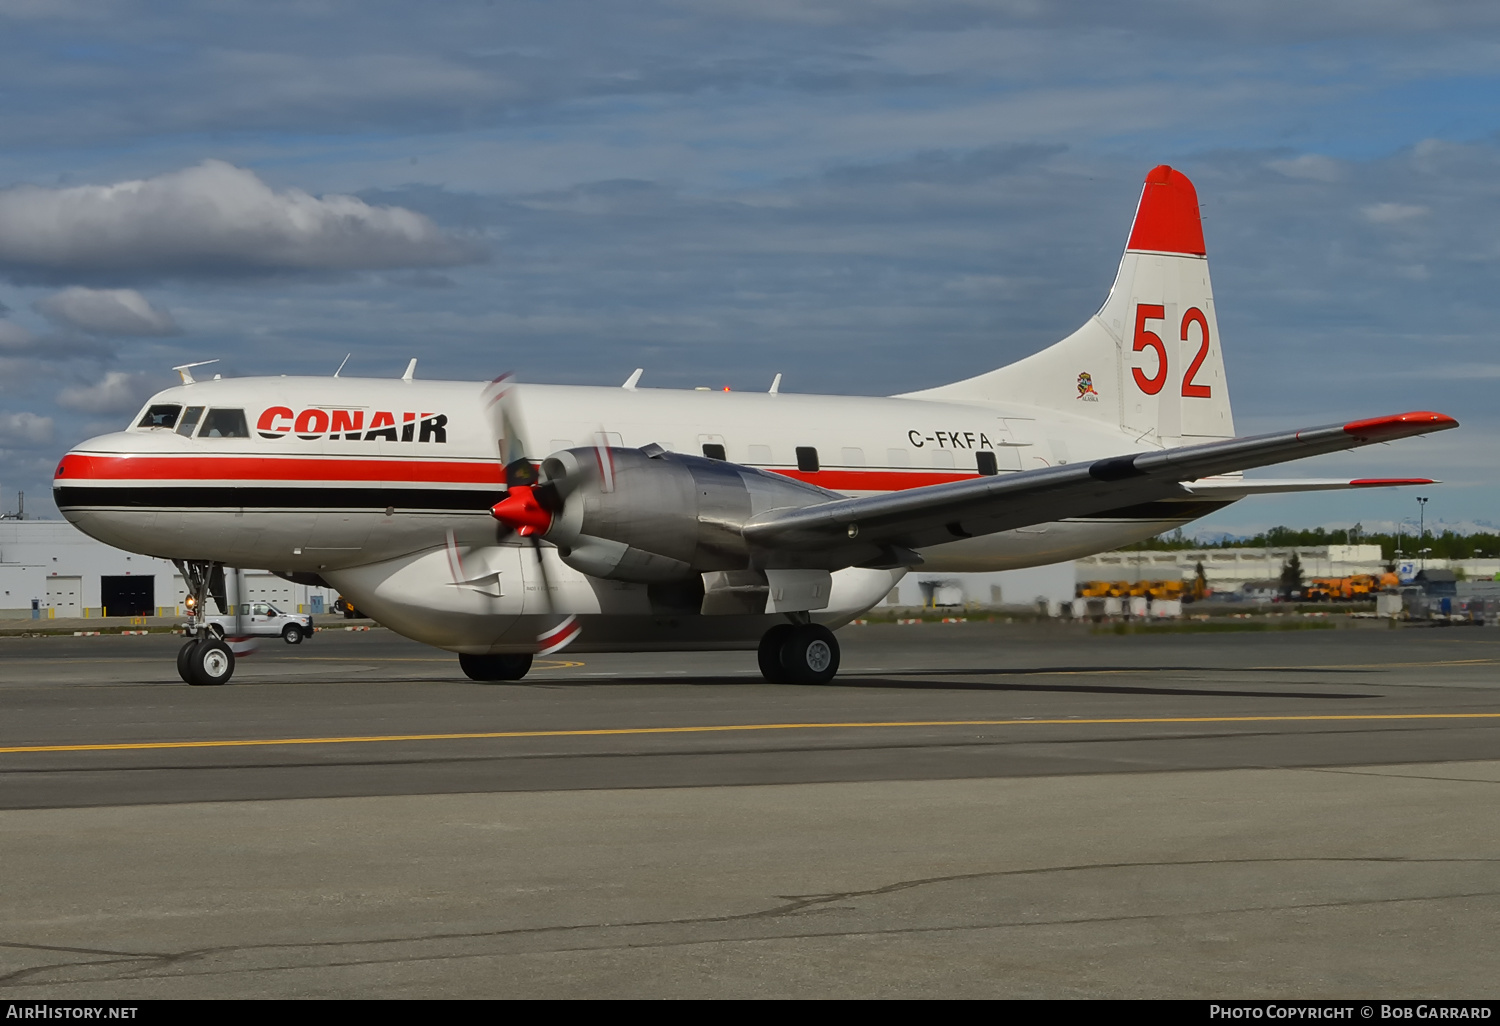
[
  {"xmin": 333, "ymin": 353, "xmax": 351, "ymax": 378},
  {"xmin": 402, "ymin": 358, "xmax": 417, "ymax": 381},
  {"xmin": 622, "ymin": 368, "xmax": 643, "ymax": 390},
  {"xmin": 171, "ymin": 360, "xmax": 219, "ymax": 384},
  {"xmin": 769, "ymin": 373, "xmax": 782, "ymax": 394}
]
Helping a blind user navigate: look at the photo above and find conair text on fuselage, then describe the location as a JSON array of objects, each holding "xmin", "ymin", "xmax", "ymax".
[{"xmin": 256, "ymin": 407, "xmax": 448, "ymax": 443}]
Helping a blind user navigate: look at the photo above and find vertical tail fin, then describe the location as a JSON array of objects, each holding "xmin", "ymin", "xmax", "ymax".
[{"xmin": 900, "ymin": 165, "xmax": 1235, "ymax": 445}]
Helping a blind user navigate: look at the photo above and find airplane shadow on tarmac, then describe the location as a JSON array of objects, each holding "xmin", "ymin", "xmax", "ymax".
[
  {"xmin": 820, "ymin": 676, "xmax": 1376, "ymax": 700},
  {"xmin": 519, "ymin": 669, "xmax": 1377, "ymax": 700}
]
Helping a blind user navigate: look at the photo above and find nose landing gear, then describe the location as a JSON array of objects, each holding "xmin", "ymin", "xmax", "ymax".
[
  {"xmin": 173, "ymin": 558, "xmax": 237, "ymax": 686},
  {"xmin": 178, "ymin": 637, "xmax": 236, "ymax": 686},
  {"xmin": 757, "ymin": 621, "xmax": 840, "ymax": 685}
]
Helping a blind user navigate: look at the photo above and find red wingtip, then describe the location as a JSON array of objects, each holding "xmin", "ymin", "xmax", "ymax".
[
  {"xmin": 1126, "ymin": 165, "xmax": 1206, "ymax": 256},
  {"xmin": 1343, "ymin": 411, "xmax": 1459, "ymax": 441},
  {"xmin": 1349, "ymin": 478, "xmax": 1437, "ymax": 487}
]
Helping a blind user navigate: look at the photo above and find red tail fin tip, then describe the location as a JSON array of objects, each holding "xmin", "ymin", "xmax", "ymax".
[{"xmin": 1126, "ymin": 165, "xmax": 1206, "ymax": 257}]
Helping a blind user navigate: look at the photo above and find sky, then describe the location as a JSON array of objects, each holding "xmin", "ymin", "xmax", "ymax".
[{"xmin": 0, "ymin": 0, "xmax": 1496, "ymax": 536}]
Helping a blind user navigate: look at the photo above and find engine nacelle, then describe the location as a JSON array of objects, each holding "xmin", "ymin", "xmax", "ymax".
[{"xmin": 539, "ymin": 445, "xmax": 836, "ymax": 584}]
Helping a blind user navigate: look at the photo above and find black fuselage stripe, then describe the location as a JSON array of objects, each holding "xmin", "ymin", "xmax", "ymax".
[
  {"xmin": 55, "ymin": 487, "xmax": 1230, "ymax": 522},
  {"xmin": 54, "ymin": 486, "xmax": 502, "ymax": 511}
]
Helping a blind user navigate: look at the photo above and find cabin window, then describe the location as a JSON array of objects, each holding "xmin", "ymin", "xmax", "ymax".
[
  {"xmin": 976, "ymin": 451, "xmax": 998, "ymax": 476},
  {"xmin": 840, "ymin": 447, "xmax": 865, "ymax": 466},
  {"xmin": 702, "ymin": 443, "xmax": 726, "ymax": 460},
  {"xmin": 200, "ymin": 408, "xmax": 249, "ymax": 438},
  {"xmin": 932, "ymin": 449, "xmax": 954, "ymax": 469},
  {"xmin": 796, "ymin": 446, "xmax": 820, "ymax": 472},
  {"xmin": 747, "ymin": 444, "xmax": 773, "ymax": 464},
  {"xmin": 137, "ymin": 404, "xmax": 181, "ymax": 429},
  {"xmin": 549, "ymin": 439, "xmax": 574, "ymax": 452},
  {"xmin": 176, "ymin": 406, "xmax": 205, "ymax": 437},
  {"xmin": 886, "ymin": 448, "xmax": 909, "ymax": 467}
]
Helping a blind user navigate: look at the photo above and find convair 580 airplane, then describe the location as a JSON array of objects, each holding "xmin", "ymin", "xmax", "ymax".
[{"xmin": 55, "ymin": 166, "xmax": 1456, "ymax": 686}]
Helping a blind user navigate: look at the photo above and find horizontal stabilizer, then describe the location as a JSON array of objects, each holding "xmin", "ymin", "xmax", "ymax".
[{"xmin": 1184, "ymin": 477, "xmax": 1437, "ymax": 497}]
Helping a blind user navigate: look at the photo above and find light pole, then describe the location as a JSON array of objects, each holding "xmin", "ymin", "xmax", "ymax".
[
  {"xmin": 1395, "ymin": 518, "xmax": 1416, "ymax": 577},
  {"xmin": 1416, "ymin": 497, "xmax": 1429, "ymax": 570}
]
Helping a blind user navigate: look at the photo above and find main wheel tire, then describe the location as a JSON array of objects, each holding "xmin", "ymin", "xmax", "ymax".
[
  {"xmin": 176, "ymin": 639, "xmax": 198, "ymax": 683},
  {"xmin": 459, "ymin": 652, "xmax": 533, "ymax": 682},
  {"xmin": 778, "ymin": 624, "xmax": 840, "ymax": 685},
  {"xmin": 186, "ymin": 638, "xmax": 235, "ymax": 686},
  {"xmin": 757, "ymin": 624, "xmax": 795, "ymax": 684},
  {"xmin": 282, "ymin": 624, "xmax": 304, "ymax": 645}
]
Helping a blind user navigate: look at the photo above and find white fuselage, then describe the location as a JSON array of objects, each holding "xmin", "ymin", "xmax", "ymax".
[{"xmin": 55, "ymin": 376, "xmax": 1231, "ymax": 653}]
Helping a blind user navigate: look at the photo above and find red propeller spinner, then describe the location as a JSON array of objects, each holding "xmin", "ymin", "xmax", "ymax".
[{"xmin": 490, "ymin": 484, "xmax": 552, "ymax": 537}]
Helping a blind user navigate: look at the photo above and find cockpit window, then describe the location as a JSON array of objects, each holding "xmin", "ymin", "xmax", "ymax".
[
  {"xmin": 137, "ymin": 404, "xmax": 181, "ymax": 429},
  {"xmin": 200, "ymin": 408, "xmax": 249, "ymax": 438},
  {"xmin": 176, "ymin": 406, "xmax": 205, "ymax": 437}
]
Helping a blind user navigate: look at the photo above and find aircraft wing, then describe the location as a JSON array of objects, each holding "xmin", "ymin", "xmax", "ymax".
[{"xmin": 742, "ymin": 411, "xmax": 1456, "ymax": 568}]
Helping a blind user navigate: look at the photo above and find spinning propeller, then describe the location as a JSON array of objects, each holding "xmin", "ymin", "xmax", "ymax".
[{"xmin": 482, "ymin": 373, "xmax": 580, "ymax": 655}]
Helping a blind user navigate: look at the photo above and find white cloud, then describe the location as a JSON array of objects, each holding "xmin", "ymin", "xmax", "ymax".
[
  {"xmin": 35, "ymin": 287, "xmax": 178, "ymax": 336},
  {"xmin": 1267, "ymin": 154, "xmax": 1346, "ymax": 182},
  {"xmin": 0, "ymin": 411, "xmax": 54, "ymax": 445},
  {"xmin": 0, "ymin": 160, "xmax": 481, "ymax": 279},
  {"xmin": 56, "ymin": 370, "xmax": 161, "ymax": 415},
  {"xmin": 1362, "ymin": 201, "xmax": 1429, "ymax": 223},
  {"xmin": 0, "ymin": 319, "xmax": 34, "ymax": 353}
]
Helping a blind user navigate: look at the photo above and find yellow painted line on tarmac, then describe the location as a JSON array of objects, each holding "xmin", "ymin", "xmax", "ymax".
[
  {"xmin": 0, "ymin": 657, "xmax": 584, "ymax": 668},
  {"xmin": 1252, "ymin": 658, "xmax": 1500, "ymax": 670},
  {"xmin": 2, "ymin": 712, "xmax": 1498, "ymax": 755}
]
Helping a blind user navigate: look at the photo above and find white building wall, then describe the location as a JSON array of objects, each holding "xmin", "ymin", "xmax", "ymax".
[
  {"xmin": 1074, "ymin": 545, "xmax": 1500, "ymax": 590},
  {"xmin": 884, "ymin": 561, "xmax": 1077, "ymax": 615},
  {"xmin": 0, "ymin": 520, "xmax": 338, "ymax": 618}
]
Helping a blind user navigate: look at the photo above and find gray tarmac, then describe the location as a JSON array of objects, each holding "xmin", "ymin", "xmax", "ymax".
[{"xmin": 0, "ymin": 621, "xmax": 1497, "ymax": 998}]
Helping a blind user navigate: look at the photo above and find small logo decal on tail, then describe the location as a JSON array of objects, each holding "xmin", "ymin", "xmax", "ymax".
[{"xmin": 1077, "ymin": 372, "xmax": 1099, "ymax": 401}]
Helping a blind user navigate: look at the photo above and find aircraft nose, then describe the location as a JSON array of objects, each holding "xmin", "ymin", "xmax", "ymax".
[{"xmin": 52, "ymin": 431, "xmax": 153, "ymax": 547}]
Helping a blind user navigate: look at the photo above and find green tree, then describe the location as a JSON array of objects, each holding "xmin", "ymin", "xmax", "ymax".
[{"xmin": 1279, "ymin": 552, "xmax": 1303, "ymax": 601}]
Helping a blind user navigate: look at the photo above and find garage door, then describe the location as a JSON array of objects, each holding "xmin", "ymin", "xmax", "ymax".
[
  {"xmin": 46, "ymin": 576, "xmax": 81, "ymax": 618},
  {"xmin": 244, "ymin": 574, "xmax": 297, "ymax": 610}
]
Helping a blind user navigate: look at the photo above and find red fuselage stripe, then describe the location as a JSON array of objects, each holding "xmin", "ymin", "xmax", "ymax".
[
  {"xmin": 57, "ymin": 454, "xmax": 505, "ymax": 485},
  {"xmin": 55, "ymin": 453, "xmax": 980, "ymax": 492}
]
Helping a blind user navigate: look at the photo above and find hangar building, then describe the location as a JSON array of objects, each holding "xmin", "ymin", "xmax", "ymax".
[{"xmin": 0, "ymin": 519, "xmax": 339, "ymax": 619}]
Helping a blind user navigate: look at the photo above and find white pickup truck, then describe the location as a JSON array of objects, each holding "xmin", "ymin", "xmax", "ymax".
[{"xmin": 186, "ymin": 602, "xmax": 316, "ymax": 644}]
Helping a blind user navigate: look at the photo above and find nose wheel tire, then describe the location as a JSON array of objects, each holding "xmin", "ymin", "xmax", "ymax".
[
  {"xmin": 182, "ymin": 638, "xmax": 235, "ymax": 686},
  {"xmin": 459, "ymin": 652, "xmax": 534, "ymax": 682},
  {"xmin": 758, "ymin": 623, "xmax": 840, "ymax": 685},
  {"xmin": 176, "ymin": 639, "xmax": 198, "ymax": 683}
]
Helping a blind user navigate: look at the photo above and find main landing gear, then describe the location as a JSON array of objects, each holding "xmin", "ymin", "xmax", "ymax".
[
  {"xmin": 459, "ymin": 652, "xmax": 534, "ymax": 682},
  {"xmin": 758, "ymin": 622, "xmax": 840, "ymax": 685}
]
